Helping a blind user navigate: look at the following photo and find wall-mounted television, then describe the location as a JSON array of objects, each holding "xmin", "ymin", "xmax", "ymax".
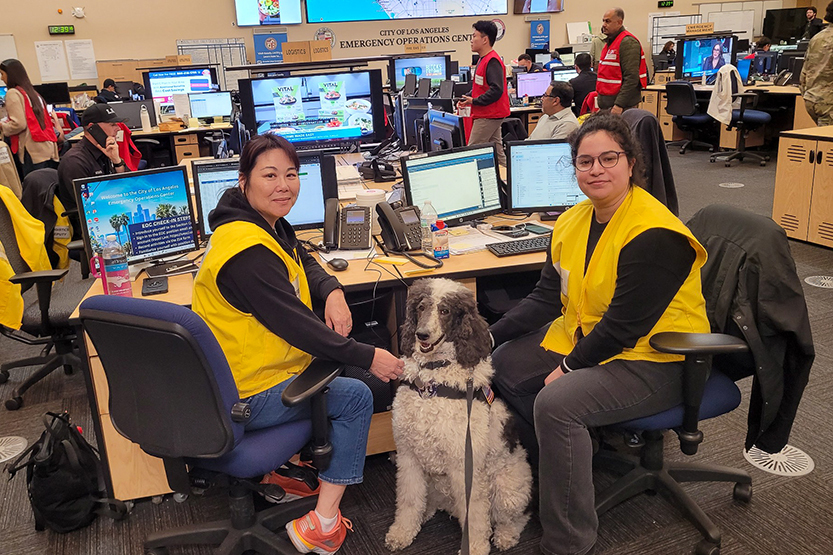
[
  {"xmin": 306, "ymin": 0, "xmax": 505, "ymax": 23},
  {"xmin": 675, "ymin": 35, "xmax": 737, "ymax": 81},
  {"xmin": 389, "ymin": 55, "xmax": 450, "ymax": 92},
  {"xmin": 513, "ymin": 0, "xmax": 565, "ymax": 14},
  {"xmin": 234, "ymin": 0, "xmax": 302, "ymax": 25}
]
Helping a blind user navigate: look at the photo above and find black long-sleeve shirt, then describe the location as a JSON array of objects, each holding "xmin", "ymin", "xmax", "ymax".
[
  {"xmin": 472, "ymin": 57, "xmax": 506, "ymax": 107},
  {"xmin": 210, "ymin": 188, "xmax": 376, "ymax": 370},
  {"xmin": 490, "ymin": 218, "xmax": 695, "ymax": 371}
]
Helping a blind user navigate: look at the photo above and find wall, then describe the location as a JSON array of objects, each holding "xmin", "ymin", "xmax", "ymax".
[{"xmin": 4, "ymin": 0, "xmax": 795, "ymax": 86}]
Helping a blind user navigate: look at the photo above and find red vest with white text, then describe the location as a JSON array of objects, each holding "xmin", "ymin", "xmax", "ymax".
[
  {"xmin": 10, "ymin": 88, "xmax": 57, "ymax": 154},
  {"xmin": 471, "ymin": 50, "xmax": 510, "ymax": 119},
  {"xmin": 596, "ymin": 30, "xmax": 648, "ymax": 97}
]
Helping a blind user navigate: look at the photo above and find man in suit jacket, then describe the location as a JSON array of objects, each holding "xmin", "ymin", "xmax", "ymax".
[{"xmin": 569, "ymin": 53, "xmax": 597, "ymax": 116}]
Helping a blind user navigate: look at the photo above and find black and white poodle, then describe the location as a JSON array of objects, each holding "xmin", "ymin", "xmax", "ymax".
[{"xmin": 386, "ymin": 278, "xmax": 531, "ymax": 555}]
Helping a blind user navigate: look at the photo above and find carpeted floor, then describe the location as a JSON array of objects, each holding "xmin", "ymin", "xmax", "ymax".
[{"xmin": 2, "ymin": 147, "xmax": 833, "ymax": 555}]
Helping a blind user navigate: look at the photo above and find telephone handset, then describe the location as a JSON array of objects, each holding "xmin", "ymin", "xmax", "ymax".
[
  {"xmin": 376, "ymin": 202, "xmax": 423, "ymax": 252},
  {"xmin": 323, "ymin": 198, "xmax": 372, "ymax": 250},
  {"xmin": 773, "ymin": 69, "xmax": 792, "ymax": 86}
]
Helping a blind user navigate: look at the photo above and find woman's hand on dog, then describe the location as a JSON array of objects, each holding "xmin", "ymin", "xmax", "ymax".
[
  {"xmin": 370, "ymin": 348, "xmax": 404, "ymax": 383},
  {"xmin": 325, "ymin": 289, "xmax": 353, "ymax": 337},
  {"xmin": 544, "ymin": 365, "xmax": 566, "ymax": 386}
]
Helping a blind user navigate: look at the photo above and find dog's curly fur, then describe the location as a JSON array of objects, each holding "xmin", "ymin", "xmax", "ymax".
[{"xmin": 386, "ymin": 278, "xmax": 532, "ymax": 555}]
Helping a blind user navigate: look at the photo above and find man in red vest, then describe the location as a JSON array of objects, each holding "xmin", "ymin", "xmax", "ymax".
[
  {"xmin": 457, "ymin": 20, "xmax": 510, "ymax": 166},
  {"xmin": 596, "ymin": 7, "xmax": 648, "ymax": 114}
]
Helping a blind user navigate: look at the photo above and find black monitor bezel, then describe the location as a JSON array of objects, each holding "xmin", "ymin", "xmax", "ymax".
[
  {"xmin": 238, "ymin": 68, "xmax": 386, "ymax": 148},
  {"xmin": 506, "ymin": 139, "xmax": 584, "ymax": 213},
  {"xmin": 401, "ymin": 143, "xmax": 504, "ymax": 225},
  {"xmin": 73, "ymin": 166, "xmax": 199, "ymax": 266},
  {"xmin": 388, "ymin": 54, "xmax": 451, "ymax": 92},
  {"xmin": 33, "ymin": 82, "xmax": 71, "ymax": 104}
]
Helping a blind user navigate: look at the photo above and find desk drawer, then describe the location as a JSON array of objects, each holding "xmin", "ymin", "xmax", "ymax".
[
  {"xmin": 175, "ymin": 144, "xmax": 200, "ymax": 163},
  {"xmin": 174, "ymin": 133, "xmax": 198, "ymax": 146}
]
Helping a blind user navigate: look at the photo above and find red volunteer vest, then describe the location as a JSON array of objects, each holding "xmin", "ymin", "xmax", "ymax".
[
  {"xmin": 10, "ymin": 88, "xmax": 57, "ymax": 154},
  {"xmin": 471, "ymin": 50, "xmax": 510, "ymax": 119},
  {"xmin": 596, "ymin": 30, "xmax": 648, "ymax": 97}
]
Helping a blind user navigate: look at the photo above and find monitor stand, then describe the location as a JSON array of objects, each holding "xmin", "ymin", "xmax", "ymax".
[{"xmin": 129, "ymin": 258, "xmax": 198, "ymax": 281}]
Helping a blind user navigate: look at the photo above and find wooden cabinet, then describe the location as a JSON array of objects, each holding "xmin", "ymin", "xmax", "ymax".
[{"xmin": 772, "ymin": 127, "xmax": 833, "ymax": 247}]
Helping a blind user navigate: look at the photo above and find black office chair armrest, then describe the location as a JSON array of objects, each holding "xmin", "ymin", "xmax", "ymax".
[
  {"xmin": 282, "ymin": 359, "xmax": 344, "ymax": 407},
  {"xmin": 61, "ymin": 208, "xmax": 78, "ymax": 219},
  {"xmin": 67, "ymin": 239, "xmax": 85, "ymax": 252},
  {"xmin": 651, "ymin": 332, "xmax": 748, "ymax": 455},
  {"xmin": 9, "ymin": 268, "xmax": 69, "ymax": 286}
]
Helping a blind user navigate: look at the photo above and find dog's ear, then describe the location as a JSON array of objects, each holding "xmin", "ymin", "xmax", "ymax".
[
  {"xmin": 447, "ymin": 290, "xmax": 491, "ymax": 368},
  {"xmin": 400, "ymin": 280, "xmax": 430, "ymax": 357}
]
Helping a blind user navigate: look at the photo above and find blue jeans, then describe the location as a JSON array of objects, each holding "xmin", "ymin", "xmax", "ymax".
[{"xmin": 244, "ymin": 376, "xmax": 373, "ymax": 485}]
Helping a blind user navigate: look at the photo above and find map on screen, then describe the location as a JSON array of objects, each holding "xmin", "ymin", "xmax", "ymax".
[{"xmin": 307, "ymin": 0, "xmax": 506, "ymax": 23}]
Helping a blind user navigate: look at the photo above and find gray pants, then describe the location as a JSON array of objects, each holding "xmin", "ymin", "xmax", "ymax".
[
  {"xmin": 492, "ymin": 324, "xmax": 684, "ymax": 555},
  {"xmin": 468, "ymin": 117, "xmax": 506, "ymax": 166}
]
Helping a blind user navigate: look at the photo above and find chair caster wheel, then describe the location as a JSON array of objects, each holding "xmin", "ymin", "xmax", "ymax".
[
  {"xmin": 733, "ymin": 482, "xmax": 752, "ymax": 503},
  {"xmin": 173, "ymin": 493, "xmax": 188, "ymax": 503},
  {"xmin": 725, "ymin": 162, "xmax": 732, "ymax": 167},
  {"xmin": 680, "ymin": 149, "xmax": 686, "ymax": 155},
  {"xmin": 145, "ymin": 548, "xmax": 169, "ymax": 555},
  {"xmin": 5, "ymin": 397, "xmax": 23, "ymax": 410},
  {"xmin": 151, "ymin": 495, "xmax": 165, "ymax": 505},
  {"xmin": 0, "ymin": 370, "xmax": 8, "ymax": 384},
  {"xmin": 765, "ymin": 156, "xmax": 771, "ymax": 161},
  {"xmin": 696, "ymin": 540, "xmax": 720, "ymax": 555},
  {"xmin": 760, "ymin": 161, "xmax": 767, "ymax": 167},
  {"xmin": 710, "ymin": 158, "xmax": 716, "ymax": 163},
  {"xmin": 709, "ymin": 147, "xmax": 715, "ymax": 153}
]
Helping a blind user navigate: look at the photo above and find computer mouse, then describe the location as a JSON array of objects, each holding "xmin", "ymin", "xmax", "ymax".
[{"xmin": 327, "ymin": 258, "xmax": 349, "ymax": 271}]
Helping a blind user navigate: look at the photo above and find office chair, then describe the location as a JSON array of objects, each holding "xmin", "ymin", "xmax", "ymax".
[
  {"xmin": 0, "ymin": 188, "xmax": 87, "ymax": 410},
  {"xmin": 621, "ymin": 109, "xmax": 679, "ymax": 216},
  {"xmin": 78, "ymin": 295, "xmax": 344, "ymax": 555},
  {"xmin": 664, "ymin": 81, "xmax": 716, "ymax": 154},
  {"xmin": 710, "ymin": 73, "xmax": 771, "ymax": 167}
]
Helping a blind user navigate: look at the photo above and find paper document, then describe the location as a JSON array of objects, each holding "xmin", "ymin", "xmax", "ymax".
[
  {"xmin": 35, "ymin": 41, "xmax": 69, "ymax": 82},
  {"xmin": 65, "ymin": 39, "xmax": 98, "ymax": 80}
]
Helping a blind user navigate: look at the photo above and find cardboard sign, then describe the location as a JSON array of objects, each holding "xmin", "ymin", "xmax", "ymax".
[
  {"xmin": 404, "ymin": 43, "xmax": 427, "ymax": 53},
  {"xmin": 282, "ymin": 41, "xmax": 311, "ymax": 63},
  {"xmin": 310, "ymin": 40, "xmax": 332, "ymax": 61},
  {"xmin": 165, "ymin": 54, "xmax": 192, "ymax": 65},
  {"xmin": 686, "ymin": 22, "xmax": 715, "ymax": 35}
]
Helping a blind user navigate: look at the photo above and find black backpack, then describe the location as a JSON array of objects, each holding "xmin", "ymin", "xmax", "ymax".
[{"xmin": 6, "ymin": 411, "xmax": 127, "ymax": 533}]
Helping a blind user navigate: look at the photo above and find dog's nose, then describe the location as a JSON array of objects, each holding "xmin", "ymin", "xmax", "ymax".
[{"xmin": 416, "ymin": 331, "xmax": 429, "ymax": 341}]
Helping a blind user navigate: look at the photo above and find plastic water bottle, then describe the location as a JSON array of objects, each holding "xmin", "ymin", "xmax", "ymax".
[
  {"xmin": 140, "ymin": 104, "xmax": 152, "ymax": 132},
  {"xmin": 102, "ymin": 235, "xmax": 133, "ymax": 297},
  {"xmin": 420, "ymin": 201, "xmax": 438, "ymax": 253}
]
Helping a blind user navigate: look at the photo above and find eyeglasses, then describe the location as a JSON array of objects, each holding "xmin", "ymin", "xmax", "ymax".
[{"xmin": 574, "ymin": 151, "xmax": 626, "ymax": 172}]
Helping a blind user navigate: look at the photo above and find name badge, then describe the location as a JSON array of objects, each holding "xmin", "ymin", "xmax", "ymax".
[
  {"xmin": 116, "ymin": 129, "xmax": 124, "ymax": 142},
  {"xmin": 474, "ymin": 74, "xmax": 485, "ymax": 86},
  {"xmin": 54, "ymin": 226, "xmax": 71, "ymax": 240},
  {"xmin": 605, "ymin": 50, "xmax": 617, "ymax": 60}
]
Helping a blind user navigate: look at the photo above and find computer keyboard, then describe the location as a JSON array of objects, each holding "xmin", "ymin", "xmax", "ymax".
[{"xmin": 486, "ymin": 235, "xmax": 550, "ymax": 257}]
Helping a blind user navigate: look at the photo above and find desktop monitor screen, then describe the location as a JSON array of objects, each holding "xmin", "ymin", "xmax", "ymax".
[
  {"xmin": 143, "ymin": 68, "xmax": 220, "ymax": 111},
  {"xmin": 108, "ymin": 100, "xmax": 157, "ymax": 130},
  {"xmin": 560, "ymin": 53, "xmax": 576, "ymax": 66},
  {"xmin": 736, "ymin": 58, "xmax": 752, "ymax": 83},
  {"xmin": 390, "ymin": 56, "xmax": 449, "ymax": 91},
  {"xmin": 516, "ymin": 71, "xmax": 552, "ymax": 98},
  {"xmin": 506, "ymin": 140, "xmax": 586, "ymax": 212},
  {"xmin": 74, "ymin": 166, "xmax": 198, "ymax": 265},
  {"xmin": 551, "ymin": 68, "xmax": 579, "ymax": 82},
  {"xmin": 535, "ymin": 53, "xmax": 551, "ymax": 65},
  {"xmin": 234, "ymin": 0, "xmax": 302, "ymax": 25},
  {"xmin": 676, "ymin": 36, "xmax": 736, "ymax": 80},
  {"xmin": 239, "ymin": 69, "xmax": 385, "ymax": 148},
  {"xmin": 753, "ymin": 51, "xmax": 779, "ymax": 75},
  {"xmin": 0, "ymin": 86, "xmax": 6, "ymax": 101},
  {"xmin": 33, "ymin": 82, "xmax": 70, "ymax": 104},
  {"xmin": 189, "ymin": 92, "xmax": 233, "ymax": 119},
  {"xmin": 402, "ymin": 145, "xmax": 503, "ymax": 225}
]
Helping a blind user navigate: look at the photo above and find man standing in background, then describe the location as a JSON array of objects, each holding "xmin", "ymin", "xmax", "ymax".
[
  {"xmin": 590, "ymin": 33, "xmax": 607, "ymax": 72},
  {"xmin": 595, "ymin": 7, "xmax": 648, "ymax": 114},
  {"xmin": 802, "ymin": 7, "xmax": 826, "ymax": 40},
  {"xmin": 457, "ymin": 20, "xmax": 510, "ymax": 166},
  {"xmin": 800, "ymin": 2, "xmax": 833, "ymax": 125}
]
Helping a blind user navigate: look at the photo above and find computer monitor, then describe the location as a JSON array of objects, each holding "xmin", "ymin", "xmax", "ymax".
[
  {"xmin": 33, "ymin": 82, "xmax": 70, "ymax": 104},
  {"xmin": 142, "ymin": 67, "xmax": 220, "ymax": 113},
  {"xmin": 675, "ymin": 36, "xmax": 737, "ymax": 81},
  {"xmin": 402, "ymin": 145, "xmax": 503, "ymax": 225},
  {"xmin": 736, "ymin": 58, "xmax": 753, "ymax": 85},
  {"xmin": 0, "ymin": 86, "xmax": 6, "ymax": 102},
  {"xmin": 238, "ymin": 69, "xmax": 386, "ymax": 149},
  {"xmin": 115, "ymin": 81, "xmax": 135, "ymax": 99},
  {"xmin": 402, "ymin": 73, "xmax": 418, "ymax": 97},
  {"xmin": 753, "ymin": 51, "xmax": 779, "ymax": 76},
  {"xmin": 506, "ymin": 140, "xmax": 586, "ymax": 213},
  {"xmin": 108, "ymin": 100, "xmax": 157, "ymax": 130},
  {"xmin": 438, "ymin": 80, "xmax": 455, "ymax": 100},
  {"xmin": 516, "ymin": 71, "xmax": 552, "ymax": 98},
  {"xmin": 389, "ymin": 55, "xmax": 450, "ymax": 92},
  {"xmin": 560, "ymin": 53, "xmax": 575, "ymax": 67},
  {"xmin": 535, "ymin": 53, "xmax": 550, "ymax": 65},
  {"xmin": 551, "ymin": 68, "xmax": 579, "ymax": 82},
  {"xmin": 416, "ymin": 78, "xmax": 431, "ymax": 97},
  {"xmin": 426, "ymin": 110, "xmax": 465, "ymax": 151},
  {"xmin": 74, "ymin": 166, "xmax": 198, "ymax": 265},
  {"xmin": 189, "ymin": 91, "xmax": 233, "ymax": 120},
  {"xmin": 652, "ymin": 54, "xmax": 670, "ymax": 72}
]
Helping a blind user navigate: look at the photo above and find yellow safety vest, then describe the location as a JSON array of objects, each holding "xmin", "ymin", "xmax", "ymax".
[
  {"xmin": 192, "ymin": 221, "xmax": 313, "ymax": 398},
  {"xmin": 52, "ymin": 195, "xmax": 73, "ymax": 270},
  {"xmin": 541, "ymin": 186, "xmax": 709, "ymax": 364},
  {"xmin": 0, "ymin": 242, "xmax": 23, "ymax": 329}
]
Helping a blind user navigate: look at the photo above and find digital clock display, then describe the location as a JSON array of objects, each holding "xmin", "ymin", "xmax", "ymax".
[
  {"xmin": 658, "ymin": 0, "xmax": 674, "ymax": 7},
  {"xmin": 48, "ymin": 25, "xmax": 76, "ymax": 35}
]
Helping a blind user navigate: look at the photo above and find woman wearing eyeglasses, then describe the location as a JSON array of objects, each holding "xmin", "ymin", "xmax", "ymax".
[{"xmin": 489, "ymin": 112, "xmax": 709, "ymax": 555}]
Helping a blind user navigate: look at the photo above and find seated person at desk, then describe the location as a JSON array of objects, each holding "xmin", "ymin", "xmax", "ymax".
[
  {"xmin": 518, "ymin": 53, "xmax": 545, "ymax": 73},
  {"xmin": 192, "ymin": 133, "xmax": 404, "ymax": 555},
  {"xmin": 701, "ymin": 40, "xmax": 727, "ymax": 73},
  {"xmin": 97, "ymin": 79, "xmax": 121, "ymax": 103},
  {"xmin": 743, "ymin": 36, "xmax": 771, "ymax": 60},
  {"xmin": 528, "ymin": 81, "xmax": 580, "ymax": 140},
  {"xmin": 569, "ymin": 53, "xmax": 597, "ymax": 116},
  {"xmin": 57, "ymin": 104, "xmax": 127, "ymax": 219},
  {"xmin": 660, "ymin": 41, "xmax": 676, "ymax": 65},
  {"xmin": 489, "ymin": 113, "xmax": 709, "ymax": 555},
  {"xmin": 544, "ymin": 52, "xmax": 564, "ymax": 70}
]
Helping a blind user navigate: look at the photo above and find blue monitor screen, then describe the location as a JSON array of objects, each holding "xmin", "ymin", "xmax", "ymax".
[
  {"xmin": 0, "ymin": 86, "xmax": 6, "ymax": 101},
  {"xmin": 737, "ymin": 58, "xmax": 752, "ymax": 83},
  {"xmin": 392, "ymin": 56, "xmax": 447, "ymax": 90},
  {"xmin": 680, "ymin": 36, "xmax": 734, "ymax": 79},
  {"xmin": 76, "ymin": 167, "xmax": 198, "ymax": 264}
]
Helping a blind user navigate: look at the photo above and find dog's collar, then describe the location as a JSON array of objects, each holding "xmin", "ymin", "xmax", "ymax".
[
  {"xmin": 401, "ymin": 378, "xmax": 494, "ymax": 405},
  {"xmin": 418, "ymin": 359, "xmax": 451, "ymax": 370}
]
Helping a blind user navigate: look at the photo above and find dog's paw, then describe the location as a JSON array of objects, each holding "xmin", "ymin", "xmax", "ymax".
[
  {"xmin": 492, "ymin": 529, "xmax": 522, "ymax": 551},
  {"xmin": 385, "ymin": 526, "xmax": 417, "ymax": 551}
]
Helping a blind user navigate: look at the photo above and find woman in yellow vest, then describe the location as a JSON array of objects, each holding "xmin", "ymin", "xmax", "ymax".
[
  {"xmin": 489, "ymin": 113, "xmax": 709, "ymax": 555},
  {"xmin": 192, "ymin": 134, "xmax": 403, "ymax": 554}
]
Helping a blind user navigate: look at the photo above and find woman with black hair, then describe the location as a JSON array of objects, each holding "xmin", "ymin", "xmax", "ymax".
[{"xmin": 0, "ymin": 59, "xmax": 64, "ymax": 179}]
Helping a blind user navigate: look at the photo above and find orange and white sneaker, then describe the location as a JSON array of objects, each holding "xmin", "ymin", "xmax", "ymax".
[
  {"xmin": 286, "ymin": 510, "xmax": 353, "ymax": 554},
  {"xmin": 261, "ymin": 467, "xmax": 321, "ymax": 503}
]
